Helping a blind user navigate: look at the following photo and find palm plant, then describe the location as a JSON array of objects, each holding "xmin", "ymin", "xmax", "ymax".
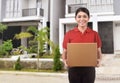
[
  {"xmin": 28, "ymin": 26, "xmax": 49, "ymax": 70},
  {"xmin": 14, "ymin": 32, "xmax": 33, "ymax": 39},
  {"xmin": 14, "ymin": 26, "xmax": 49, "ymax": 70}
]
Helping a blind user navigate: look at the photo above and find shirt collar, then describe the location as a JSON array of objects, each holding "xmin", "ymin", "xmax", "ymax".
[{"xmin": 73, "ymin": 27, "xmax": 92, "ymax": 33}]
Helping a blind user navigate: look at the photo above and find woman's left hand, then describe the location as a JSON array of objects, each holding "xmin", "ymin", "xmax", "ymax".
[{"xmin": 96, "ymin": 59, "xmax": 101, "ymax": 67}]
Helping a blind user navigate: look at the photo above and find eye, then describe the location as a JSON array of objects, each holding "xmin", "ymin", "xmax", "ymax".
[
  {"xmin": 83, "ymin": 15, "xmax": 88, "ymax": 18},
  {"xmin": 77, "ymin": 15, "xmax": 88, "ymax": 19},
  {"xmin": 77, "ymin": 15, "xmax": 81, "ymax": 18}
]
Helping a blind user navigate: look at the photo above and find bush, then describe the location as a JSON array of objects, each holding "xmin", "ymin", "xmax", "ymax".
[
  {"xmin": 0, "ymin": 40, "xmax": 13, "ymax": 57},
  {"xmin": 0, "ymin": 45, "xmax": 6, "ymax": 56},
  {"xmin": 13, "ymin": 57, "xmax": 22, "ymax": 70},
  {"xmin": 53, "ymin": 45, "xmax": 62, "ymax": 71}
]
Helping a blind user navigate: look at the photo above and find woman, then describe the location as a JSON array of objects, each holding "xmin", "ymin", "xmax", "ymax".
[{"xmin": 62, "ymin": 7, "xmax": 102, "ymax": 83}]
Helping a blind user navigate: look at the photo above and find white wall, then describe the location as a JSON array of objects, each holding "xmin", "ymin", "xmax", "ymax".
[
  {"xmin": 0, "ymin": 0, "xmax": 2, "ymax": 45},
  {"xmin": 29, "ymin": 0, "xmax": 36, "ymax": 8},
  {"xmin": 42, "ymin": 0, "xmax": 49, "ymax": 21},
  {"xmin": 66, "ymin": 0, "xmax": 76, "ymax": 4},
  {"xmin": 21, "ymin": 0, "xmax": 36, "ymax": 9},
  {"xmin": 0, "ymin": 0, "xmax": 2, "ymax": 21},
  {"xmin": 113, "ymin": 23, "xmax": 120, "ymax": 51},
  {"xmin": 21, "ymin": 0, "xmax": 29, "ymax": 9}
]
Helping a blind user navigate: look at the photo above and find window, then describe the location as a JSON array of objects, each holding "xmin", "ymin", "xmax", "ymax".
[{"xmin": 5, "ymin": 0, "xmax": 20, "ymax": 18}]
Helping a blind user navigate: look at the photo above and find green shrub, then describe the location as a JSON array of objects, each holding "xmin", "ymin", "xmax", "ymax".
[
  {"xmin": 0, "ymin": 40, "xmax": 13, "ymax": 56},
  {"xmin": 13, "ymin": 57, "xmax": 22, "ymax": 70},
  {"xmin": 2, "ymin": 40, "xmax": 13, "ymax": 51},
  {"xmin": 0, "ymin": 45, "xmax": 6, "ymax": 56},
  {"xmin": 27, "ymin": 40, "xmax": 37, "ymax": 53},
  {"xmin": 53, "ymin": 45, "xmax": 62, "ymax": 71}
]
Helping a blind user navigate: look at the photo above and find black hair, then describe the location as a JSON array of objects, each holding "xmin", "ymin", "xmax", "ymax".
[{"xmin": 75, "ymin": 7, "xmax": 90, "ymax": 18}]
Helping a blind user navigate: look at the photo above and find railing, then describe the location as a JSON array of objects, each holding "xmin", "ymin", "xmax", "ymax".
[
  {"xmin": 22, "ymin": 8, "xmax": 44, "ymax": 17},
  {"xmin": 66, "ymin": 3, "xmax": 113, "ymax": 14},
  {"xmin": 68, "ymin": 4, "xmax": 87, "ymax": 13},
  {"xmin": 89, "ymin": 1, "xmax": 113, "ymax": 13},
  {"xmin": 40, "ymin": 8, "xmax": 44, "ymax": 16}
]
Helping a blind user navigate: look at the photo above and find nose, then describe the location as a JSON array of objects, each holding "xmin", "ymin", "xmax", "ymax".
[{"xmin": 80, "ymin": 17, "xmax": 85, "ymax": 21}]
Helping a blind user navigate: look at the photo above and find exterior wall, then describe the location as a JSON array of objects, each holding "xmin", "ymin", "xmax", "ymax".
[
  {"xmin": 42, "ymin": 0, "xmax": 49, "ymax": 22},
  {"xmin": 66, "ymin": 0, "xmax": 113, "ymax": 16},
  {"xmin": 0, "ymin": 0, "xmax": 6, "ymax": 21},
  {"xmin": 28, "ymin": 0, "xmax": 37, "ymax": 8},
  {"xmin": 21, "ymin": 0, "xmax": 37, "ymax": 9},
  {"xmin": 66, "ymin": 0, "xmax": 87, "ymax": 5},
  {"xmin": 50, "ymin": 0, "xmax": 65, "ymax": 44},
  {"xmin": 113, "ymin": 22, "xmax": 120, "ymax": 53},
  {"xmin": 0, "ymin": 0, "xmax": 2, "ymax": 21},
  {"xmin": 66, "ymin": 0, "xmax": 76, "ymax": 4},
  {"xmin": 21, "ymin": 0, "xmax": 29, "ymax": 9},
  {"xmin": 113, "ymin": 0, "xmax": 120, "ymax": 15}
]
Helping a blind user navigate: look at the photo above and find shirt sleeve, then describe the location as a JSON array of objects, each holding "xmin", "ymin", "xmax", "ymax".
[
  {"xmin": 63, "ymin": 32, "xmax": 70, "ymax": 49},
  {"xmin": 95, "ymin": 32, "xmax": 102, "ymax": 48}
]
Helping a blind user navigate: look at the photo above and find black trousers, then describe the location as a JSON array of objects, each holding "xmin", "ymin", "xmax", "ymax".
[{"xmin": 68, "ymin": 67, "xmax": 95, "ymax": 83}]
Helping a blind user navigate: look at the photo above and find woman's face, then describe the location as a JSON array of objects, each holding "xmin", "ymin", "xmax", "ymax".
[{"xmin": 75, "ymin": 11, "xmax": 89, "ymax": 28}]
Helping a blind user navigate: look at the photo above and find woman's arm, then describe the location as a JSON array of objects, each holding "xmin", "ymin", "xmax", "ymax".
[
  {"xmin": 61, "ymin": 49, "xmax": 68, "ymax": 67},
  {"xmin": 97, "ymin": 47, "xmax": 102, "ymax": 67}
]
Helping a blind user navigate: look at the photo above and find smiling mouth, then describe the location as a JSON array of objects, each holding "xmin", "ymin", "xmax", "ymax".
[{"xmin": 80, "ymin": 22, "xmax": 86, "ymax": 25}]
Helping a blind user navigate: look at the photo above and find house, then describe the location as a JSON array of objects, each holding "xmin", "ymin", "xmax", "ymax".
[
  {"xmin": 0, "ymin": 0, "xmax": 65, "ymax": 50},
  {"xmin": 59, "ymin": 0, "xmax": 120, "ymax": 55},
  {"xmin": 0, "ymin": 0, "xmax": 50, "ymax": 48},
  {"xmin": 1, "ymin": 0, "xmax": 120, "ymax": 55}
]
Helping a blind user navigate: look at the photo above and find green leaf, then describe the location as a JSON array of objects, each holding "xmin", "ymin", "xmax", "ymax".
[{"xmin": 14, "ymin": 32, "xmax": 33, "ymax": 39}]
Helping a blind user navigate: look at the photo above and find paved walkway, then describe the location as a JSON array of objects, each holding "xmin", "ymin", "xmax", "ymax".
[
  {"xmin": 1, "ymin": 54, "xmax": 120, "ymax": 83},
  {"xmin": 1, "ymin": 71, "xmax": 120, "ymax": 83}
]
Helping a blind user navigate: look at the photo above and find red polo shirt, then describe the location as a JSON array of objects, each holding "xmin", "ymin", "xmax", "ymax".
[{"xmin": 63, "ymin": 27, "xmax": 102, "ymax": 49}]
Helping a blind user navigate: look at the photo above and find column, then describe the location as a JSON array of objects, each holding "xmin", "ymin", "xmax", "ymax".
[
  {"xmin": 59, "ymin": 19, "xmax": 65, "ymax": 53},
  {"xmin": 92, "ymin": 14, "xmax": 98, "ymax": 32},
  {"xmin": 21, "ymin": 26, "xmax": 27, "ymax": 47}
]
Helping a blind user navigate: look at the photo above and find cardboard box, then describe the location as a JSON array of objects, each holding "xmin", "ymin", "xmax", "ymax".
[{"xmin": 67, "ymin": 43, "xmax": 97, "ymax": 67}]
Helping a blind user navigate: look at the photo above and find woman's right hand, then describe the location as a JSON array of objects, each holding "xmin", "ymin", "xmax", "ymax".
[
  {"xmin": 64, "ymin": 60, "xmax": 68, "ymax": 67},
  {"xmin": 62, "ymin": 49, "xmax": 68, "ymax": 67}
]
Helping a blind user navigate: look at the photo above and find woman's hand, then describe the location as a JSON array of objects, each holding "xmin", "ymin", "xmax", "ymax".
[
  {"xmin": 64, "ymin": 60, "xmax": 68, "ymax": 67},
  {"xmin": 96, "ymin": 59, "xmax": 101, "ymax": 67},
  {"xmin": 62, "ymin": 49, "xmax": 68, "ymax": 67},
  {"xmin": 97, "ymin": 48, "xmax": 102, "ymax": 67}
]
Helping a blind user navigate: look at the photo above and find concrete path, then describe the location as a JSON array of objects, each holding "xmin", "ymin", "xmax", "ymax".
[
  {"xmin": 1, "ymin": 54, "xmax": 120, "ymax": 83},
  {"xmin": 0, "ymin": 72, "xmax": 120, "ymax": 83}
]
